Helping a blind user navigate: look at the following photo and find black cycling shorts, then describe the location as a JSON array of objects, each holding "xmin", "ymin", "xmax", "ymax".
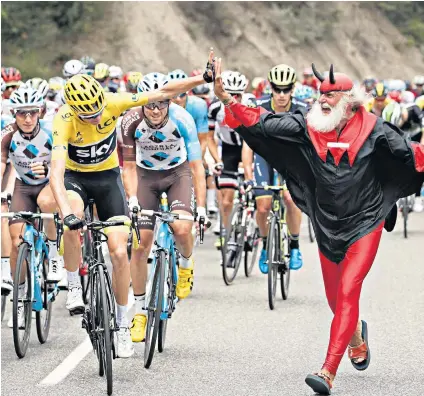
[
  {"xmin": 64, "ymin": 167, "xmax": 128, "ymax": 221},
  {"xmin": 217, "ymin": 142, "xmax": 242, "ymax": 189},
  {"xmin": 254, "ymin": 154, "xmax": 286, "ymax": 198}
]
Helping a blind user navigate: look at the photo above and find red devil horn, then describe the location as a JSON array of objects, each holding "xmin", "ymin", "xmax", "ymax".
[
  {"xmin": 329, "ymin": 64, "xmax": 335, "ymax": 84},
  {"xmin": 311, "ymin": 63, "xmax": 324, "ymax": 83}
]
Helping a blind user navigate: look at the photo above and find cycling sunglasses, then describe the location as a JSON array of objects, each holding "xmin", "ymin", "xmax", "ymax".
[
  {"xmin": 177, "ymin": 92, "xmax": 187, "ymax": 98},
  {"xmin": 15, "ymin": 109, "xmax": 40, "ymax": 118},
  {"xmin": 272, "ymin": 85, "xmax": 293, "ymax": 94},
  {"xmin": 144, "ymin": 100, "xmax": 170, "ymax": 110},
  {"xmin": 78, "ymin": 108, "xmax": 104, "ymax": 120}
]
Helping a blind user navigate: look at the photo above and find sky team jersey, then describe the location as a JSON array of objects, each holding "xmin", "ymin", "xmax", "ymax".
[
  {"xmin": 184, "ymin": 95, "xmax": 209, "ymax": 134},
  {"xmin": 121, "ymin": 102, "xmax": 201, "ymax": 170},
  {"xmin": 52, "ymin": 92, "xmax": 148, "ymax": 172},
  {"xmin": 1, "ymin": 120, "xmax": 52, "ymax": 185}
]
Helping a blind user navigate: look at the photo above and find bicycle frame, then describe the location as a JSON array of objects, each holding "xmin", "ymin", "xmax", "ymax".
[{"xmin": 1, "ymin": 212, "xmax": 59, "ymax": 311}]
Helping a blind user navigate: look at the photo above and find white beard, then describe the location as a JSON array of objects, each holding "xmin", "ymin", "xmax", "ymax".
[{"xmin": 307, "ymin": 97, "xmax": 348, "ymax": 133}]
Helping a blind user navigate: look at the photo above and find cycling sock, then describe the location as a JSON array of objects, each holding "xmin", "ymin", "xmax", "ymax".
[
  {"xmin": 18, "ymin": 283, "xmax": 26, "ymax": 298},
  {"xmin": 290, "ymin": 234, "xmax": 299, "ymax": 250},
  {"xmin": 262, "ymin": 237, "xmax": 267, "ymax": 250},
  {"xmin": 207, "ymin": 189, "xmax": 217, "ymax": 208},
  {"xmin": 116, "ymin": 304, "xmax": 128, "ymax": 328},
  {"xmin": 179, "ymin": 254, "xmax": 193, "ymax": 269},
  {"xmin": 67, "ymin": 269, "xmax": 81, "ymax": 288},
  {"xmin": 134, "ymin": 293, "xmax": 146, "ymax": 314},
  {"xmin": 1, "ymin": 257, "xmax": 11, "ymax": 279},
  {"xmin": 47, "ymin": 239, "xmax": 58, "ymax": 257}
]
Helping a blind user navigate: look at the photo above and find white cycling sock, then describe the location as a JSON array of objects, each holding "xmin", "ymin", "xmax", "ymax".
[
  {"xmin": 179, "ymin": 254, "xmax": 193, "ymax": 269},
  {"xmin": 1, "ymin": 257, "xmax": 11, "ymax": 280},
  {"xmin": 207, "ymin": 189, "xmax": 216, "ymax": 207},
  {"xmin": 134, "ymin": 294, "xmax": 146, "ymax": 315},
  {"xmin": 47, "ymin": 239, "xmax": 58, "ymax": 258},
  {"xmin": 67, "ymin": 269, "xmax": 81, "ymax": 288},
  {"xmin": 18, "ymin": 283, "xmax": 26, "ymax": 298},
  {"xmin": 116, "ymin": 304, "xmax": 128, "ymax": 328}
]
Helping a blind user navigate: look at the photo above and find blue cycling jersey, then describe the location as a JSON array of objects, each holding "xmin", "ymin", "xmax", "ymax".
[
  {"xmin": 184, "ymin": 95, "xmax": 209, "ymax": 134},
  {"xmin": 121, "ymin": 102, "xmax": 202, "ymax": 170}
]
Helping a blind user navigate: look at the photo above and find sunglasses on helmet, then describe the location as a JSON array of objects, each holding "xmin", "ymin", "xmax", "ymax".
[
  {"xmin": 272, "ymin": 85, "xmax": 293, "ymax": 94},
  {"xmin": 144, "ymin": 100, "xmax": 170, "ymax": 110},
  {"xmin": 78, "ymin": 107, "xmax": 104, "ymax": 120}
]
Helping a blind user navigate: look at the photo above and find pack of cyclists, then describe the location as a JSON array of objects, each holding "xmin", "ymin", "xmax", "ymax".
[{"xmin": 1, "ymin": 52, "xmax": 423, "ymax": 394}]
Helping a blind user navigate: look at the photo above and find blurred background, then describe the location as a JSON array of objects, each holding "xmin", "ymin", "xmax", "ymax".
[{"xmin": 2, "ymin": 1, "xmax": 424, "ymax": 80}]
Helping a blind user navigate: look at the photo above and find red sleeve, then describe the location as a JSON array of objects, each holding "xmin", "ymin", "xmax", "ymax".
[
  {"xmin": 411, "ymin": 143, "xmax": 424, "ymax": 172},
  {"xmin": 225, "ymin": 102, "xmax": 269, "ymax": 128}
]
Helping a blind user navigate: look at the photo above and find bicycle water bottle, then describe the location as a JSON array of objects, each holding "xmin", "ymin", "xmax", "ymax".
[{"xmin": 161, "ymin": 192, "xmax": 169, "ymax": 211}]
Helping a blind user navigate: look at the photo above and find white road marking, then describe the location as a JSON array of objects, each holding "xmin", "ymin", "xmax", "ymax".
[{"xmin": 39, "ymin": 291, "xmax": 134, "ymax": 386}]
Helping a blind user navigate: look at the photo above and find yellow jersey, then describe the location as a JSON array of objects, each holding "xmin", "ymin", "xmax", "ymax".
[{"xmin": 52, "ymin": 92, "xmax": 148, "ymax": 172}]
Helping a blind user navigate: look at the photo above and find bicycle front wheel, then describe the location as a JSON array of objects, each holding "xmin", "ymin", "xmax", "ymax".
[
  {"xmin": 222, "ymin": 203, "xmax": 245, "ymax": 285},
  {"xmin": 267, "ymin": 217, "xmax": 280, "ymax": 310},
  {"xmin": 13, "ymin": 242, "xmax": 32, "ymax": 358},
  {"xmin": 308, "ymin": 217, "xmax": 315, "ymax": 243},
  {"xmin": 402, "ymin": 199, "xmax": 408, "ymax": 239},
  {"xmin": 96, "ymin": 265, "xmax": 113, "ymax": 395},
  {"xmin": 244, "ymin": 221, "xmax": 259, "ymax": 277},
  {"xmin": 144, "ymin": 250, "xmax": 165, "ymax": 368},
  {"xmin": 36, "ymin": 249, "xmax": 53, "ymax": 344}
]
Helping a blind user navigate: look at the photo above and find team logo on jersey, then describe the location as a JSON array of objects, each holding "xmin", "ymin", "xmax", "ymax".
[
  {"xmin": 61, "ymin": 112, "xmax": 73, "ymax": 121},
  {"xmin": 68, "ymin": 133, "xmax": 116, "ymax": 165},
  {"xmin": 97, "ymin": 116, "xmax": 117, "ymax": 134},
  {"xmin": 149, "ymin": 131, "xmax": 166, "ymax": 143},
  {"xmin": 172, "ymin": 129, "xmax": 181, "ymax": 139}
]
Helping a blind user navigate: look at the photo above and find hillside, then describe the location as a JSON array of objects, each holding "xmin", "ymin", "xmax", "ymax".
[{"xmin": 2, "ymin": 1, "xmax": 423, "ymax": 80}]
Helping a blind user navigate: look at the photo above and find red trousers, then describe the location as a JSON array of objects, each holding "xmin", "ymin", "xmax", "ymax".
[{"xmin": 319, "ymin": 222, "xmax": 384, "ymax": 374}]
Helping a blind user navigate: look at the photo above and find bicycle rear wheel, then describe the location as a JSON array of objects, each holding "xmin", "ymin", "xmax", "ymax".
[
  {"xmin": 96, "ymin": 265, "xmax": 113, "ymax": 395},
  {"xmin": 13, "ymin": 242, "xmax": 32, "ymax": 358},
  {"xmin": 244, "ymin": 220, "xmax": 259, "ymax": 277},
  {"xmin": 36, "ymin": 249, "xmax": 53, "ymax": 344},
  {"xmin": 222, "ymin": 203, "xmax": 245, "ymax": 285},
  {"xmin": 159, "ymin": 252, "xmax": 175, "ymax": 353},
  {"xmin": 144, "ymin": 250, "xmax": 165, "ymax": 368},
  {"xmin": 402, "ymin": 198, "xmax": 408, "ymax": 238},
  {"xmin": 267, "ymin": 217, "xmax": 279, "ymax": 310},
  {"xmin": 308, "ymin": 217, "xmax": 315, "ymax": 243},
  {"xmin": 81, "ymin": 230, "xmax": 91, "ymax": 304},
  {"xmin": 280, "ymin": 225, "xmax": 291, "ymax": 300}
]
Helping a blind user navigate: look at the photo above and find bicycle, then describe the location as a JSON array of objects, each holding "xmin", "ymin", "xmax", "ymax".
[
  {"xmin": 1, "ymin": 193, "xmax": 12, "ymax": 322},
  {"xmin": 0, "ymin": 211, "xmax": 61, "ymax": 358},
  {"xmin": 216, "ymin": 170, "xmax": 260, "ymax": 285},
  {"xmin": 398, "ymin": 194, "xmax": 415, "ymax": 239},
  {"xmin": 142, "ymin": 192, "xmax": 207, "ymax": 369},
  {"xmin": 57, "ymin": 208, "xmax": 139, "ymax": 396},
  {"xmin": 252, "ymin": 185, "xmax": 290, "ymax": 310}
]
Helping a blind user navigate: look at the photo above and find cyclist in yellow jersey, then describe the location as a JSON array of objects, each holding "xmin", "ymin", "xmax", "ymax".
[{"xmin": 50, "ymin": 49, "xmax": 216, "ymax": 358}]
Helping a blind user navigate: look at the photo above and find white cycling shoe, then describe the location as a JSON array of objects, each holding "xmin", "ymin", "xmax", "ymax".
[
  {"xmin": 47, "ymin": 256, "xmax": 64, "ymax": 282},
  {"xmin": 413, "ymin": 197, "xmax": 423, "ymax": 213},
  {"xmin": 66, "ymin": 286, "xmax": 85, "ymax": 315},
  {"xmin": 7, "ymin": 304, "xmax": 25, "ymax": 329},
  {"xmin": 116, "ymin": 327, "xmax": 134, "ymax": 358}
]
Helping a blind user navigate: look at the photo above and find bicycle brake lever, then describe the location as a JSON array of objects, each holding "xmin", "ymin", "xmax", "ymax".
[
  {"xmin": 131, "ymin": 208, "xmax": 141, "ymax": 244},
  {"xmin": 199, "ymin": 216, "xmax": 205, "ymax": 245}
]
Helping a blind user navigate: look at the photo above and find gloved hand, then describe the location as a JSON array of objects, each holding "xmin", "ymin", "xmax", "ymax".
[
  {"xmin": 243, "ymin": 179, "xmax": 255, "ymax": 192},
  {"xmin": 195, "ymin": 206, "xmax": 211, "ymax": 229},
  {"xmin": 63, "ymin": 214, "xmax": 86, "ymax": 231},
  {"xmin": 203, "ymin": 48, "xmax": 216, "ymax": 83},
  {"xmin": 213, "ymin": 162, "xmax": 224, "ymax": 175},
  {"xmin": 128, "ymin": 196, "xmax": 140, "ymax": 213}
]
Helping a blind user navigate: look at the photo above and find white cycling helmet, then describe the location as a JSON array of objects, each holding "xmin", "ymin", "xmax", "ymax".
[
  {"xmin": 388, "ymin": 79, "xmax": 406, "ymax": 92},
  {"xmin": 413, "ymin": 75, "xmax": 424, "ymax": 85},
  {"xmin": 167, "ymin": 69, "xmax": 188, "ymax": 80},
  {"xmin": 137, "ymin": 72, "xmax": 168, "ymax": 93},
  {"xmin": 26, "ymin": 78, "xmax": 49, "ymax": 99},
  {"xmin": 9, "ymin": 86, "xmax": 45, "ymax": 109},
  {"xmin": 63, "ymin": 59, "xmax": 85, "ymax": 78},
  {"xmin": 221, "ymin": 70, "xmax": 248, "ymax": 94},
  {"xmin": 109, "ymin": 65, "xmax": 123, "ymax": 79},
  {"xmin": 401, "ymin": 90, "xmax": 415, "ymax": 105}
]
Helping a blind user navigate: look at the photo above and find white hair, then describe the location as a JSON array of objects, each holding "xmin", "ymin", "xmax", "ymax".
[{"xmin": 307, "ymin": 85, "xmax": 370, "ymax": 133}]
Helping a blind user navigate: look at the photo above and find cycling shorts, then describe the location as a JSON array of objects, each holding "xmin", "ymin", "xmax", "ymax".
[
  {"xmin": 9, "ymin": 179, "xmax": 48, "ymax": 225},
  {"xmin": 217, "ymin": 142, "xmax": 242, "ymax": 190},
  {"xmin": 136, "ymin": 161, "xmax": 194, "ymax": 230},
  {"xmin": 254, "ymin": 154, "xmax": 286, "ymax": 198},
  {"xmin": 64, "ymin": 167, "xmax": 128, "ymax": 221}
]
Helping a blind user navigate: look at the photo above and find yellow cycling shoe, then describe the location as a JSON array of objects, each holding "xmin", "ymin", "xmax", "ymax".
[
  {"xmin": 214, "ymin": 236, "xmax": 225, "ymax": 250},
  {"xmin": 176, "ymin": 259, "xmax": 194, "ymax": 300},
  {"xmin": 130, "ymin": 313, "xmax": 147, "ymax": 342}
]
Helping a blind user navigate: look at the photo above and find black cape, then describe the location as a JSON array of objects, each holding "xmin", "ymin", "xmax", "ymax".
[{"xmin": 231, "ymin": 106, "xmax": 424, "ymax": 263}]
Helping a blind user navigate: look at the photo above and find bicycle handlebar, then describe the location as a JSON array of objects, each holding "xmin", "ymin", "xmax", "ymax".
[
  {"xmin": 252, "ymin": 185, "xmax": 285, "ymax": 192},
  {"xmin": 139, "ymin": 209, "xmax": 194, "ymax": 222},
  {"xmin": 0, "ymin": 212, "xmax": 57, "ymax": 220}
]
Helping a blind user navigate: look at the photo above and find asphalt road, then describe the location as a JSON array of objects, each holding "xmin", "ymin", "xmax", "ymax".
[{"xmin": 2, "ymin": 213, "xmax": 424, "ymax": 396}]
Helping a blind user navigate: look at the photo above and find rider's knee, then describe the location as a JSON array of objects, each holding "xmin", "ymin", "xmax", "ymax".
[
  {"xmin": 37, "ymin": 194, "xmax": 56, "ymax": 212},
  {"xmin": 172, "ymin": 223, "xmax": 192, "ymax": 239},
  {"xmin": 256, "ymin": 198, "xmax": 272, "ymax": 214},
  {"xmin": 109, "ymin": 245, "xmax": 129, "ymax": 267}
]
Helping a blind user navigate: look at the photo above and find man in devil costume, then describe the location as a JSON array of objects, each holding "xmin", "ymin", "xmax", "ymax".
[{"xmin": 212, "ymin": 57, "xmax": 424, "ymax": 395}]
